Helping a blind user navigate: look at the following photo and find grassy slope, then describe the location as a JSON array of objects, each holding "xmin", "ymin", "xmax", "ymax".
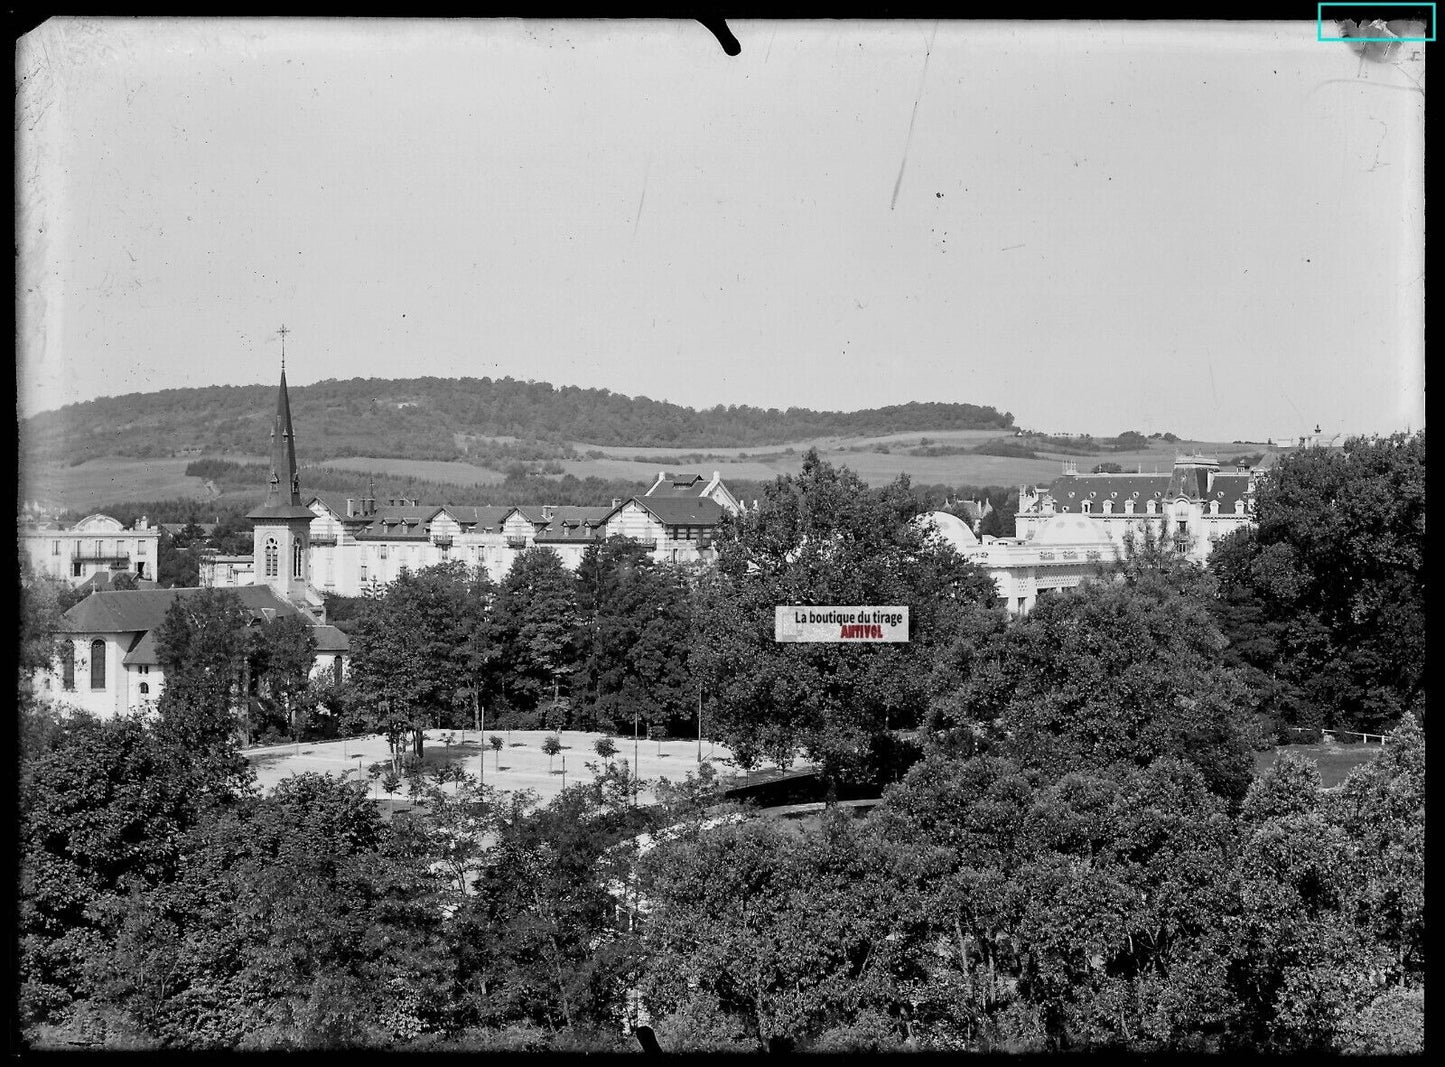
[{"xmin": 21, "ymin": 434, "xmax": 1268, "ymax": 513}]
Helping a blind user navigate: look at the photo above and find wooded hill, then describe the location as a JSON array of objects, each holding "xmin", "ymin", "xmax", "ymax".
[{"xmin": 23, "ymin": 376, "xmax": 1013, "ymax": 465}]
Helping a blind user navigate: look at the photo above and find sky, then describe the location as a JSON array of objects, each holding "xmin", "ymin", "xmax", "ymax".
[{"xmin": 16, "ymin": 18, "xmax": 1425, "ymax": 442}]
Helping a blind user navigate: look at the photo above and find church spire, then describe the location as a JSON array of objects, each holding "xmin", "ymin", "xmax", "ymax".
[
  {"xmin": 266, "ymin": 361, "xmax": 303, "ymax": 507},
  {"xmin": 247, "ymin": 328, "xmax": 314, "ymax": 523}
]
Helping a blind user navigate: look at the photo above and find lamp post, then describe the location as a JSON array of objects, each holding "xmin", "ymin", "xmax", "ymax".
[{"xmin": 633, "ymin": 712, "xmax": 640, "ymax": 806}]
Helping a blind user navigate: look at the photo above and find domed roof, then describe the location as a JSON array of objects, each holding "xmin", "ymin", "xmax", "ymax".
[
  {"xmin": 914, "ymin": 511, "xmax": 979, "ymax": 551},
  {"xmin": 1031, "ymin": 511, "xmax": 1112, "ymax": 547}
]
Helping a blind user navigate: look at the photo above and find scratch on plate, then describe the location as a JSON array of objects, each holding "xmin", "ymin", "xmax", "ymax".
[
  {"xmin": 632, "ymin": 162, "xmax": 649, "ymax": 238},
  {"xmin": 890, "ymin": 21, "xmax": 939, "ymax": 211}
]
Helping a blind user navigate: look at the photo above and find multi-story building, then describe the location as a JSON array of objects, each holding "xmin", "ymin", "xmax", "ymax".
[
  {"xmin": 1014, "ymin": 454, "xmax": 1258, "ymax": 564},
  {"xmin": 20, "ymin": 513, "xmax": 160, "ymax": 585},
  {"xmin": 214, "ymin": 469, "xmax": 747, "ymax": 597}
]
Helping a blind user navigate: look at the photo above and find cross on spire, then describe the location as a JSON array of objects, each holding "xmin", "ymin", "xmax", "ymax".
[{"xmin": 277, "ymin": 323, "xmax": 291, "ymax": 370}]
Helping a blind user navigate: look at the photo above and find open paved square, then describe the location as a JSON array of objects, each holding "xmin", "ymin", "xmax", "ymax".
[{"xmin": 245, "ymin": 728, "xmax": 775, "ymax": 807}]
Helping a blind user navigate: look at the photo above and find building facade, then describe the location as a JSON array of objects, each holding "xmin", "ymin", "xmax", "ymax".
[
  {"xmin": 21, "ymin": 513, "xmax": 160, "ymax": 585},
  {"xmin": 1014, "ymin": 454, "xmax": 1258, "ymax": 564},
  {"xmin": 208, "ymin": 469, "xmax": 746, "ymax": 598},
  {"xmin": 35, "ymin": 585, "xmax": 349, "ymax": 719}
]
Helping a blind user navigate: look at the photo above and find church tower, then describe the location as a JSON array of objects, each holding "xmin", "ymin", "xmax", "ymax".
[{"xmin": 247, "ymin": 327, "xmax": 317, "ymax": 611}]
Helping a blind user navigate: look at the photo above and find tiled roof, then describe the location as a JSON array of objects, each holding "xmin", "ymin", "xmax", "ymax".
[
  {"xmin": 159, "ymin": 523, "xmax": 217, "ymax": 537},
  {"xmin": 352, "ymin": 504, "xmax": 448, "ymax": 541},
  {"xmin": 513, "ymin": 505, "xmax": 614, "ymax": 528},
  {"xmin": 312, "ymin": 625, "xmax": 350, "ymax": 653},
  {"xmin": 307, "ymin": 493, "xmax": 351, "ymax": 519},
  {"xmin": 646, "ymin": 473, "xmax": 708, "ymax": 498},
  {"xmin": 74, "ymin": 572, "xmax": 159, "ymax": 595},
  {"xmin": 624, "ymin": 496, "xmax": 725, "ymax": 525},
  {"xmin": 440, "ymin": 505, "xmax": 513, "ymax": 530},
  {"xmin": 121, "ymin": 630, "xmax": 159, "ymax": 666},
  {"xmin": 62, "ymin": 585, "xmax": 303, "ymax": 634}
]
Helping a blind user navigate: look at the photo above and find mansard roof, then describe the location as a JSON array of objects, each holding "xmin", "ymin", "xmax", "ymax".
[{"xmin": 1042, "ymin": 469, "xmax": 1254, "ymax": 513}]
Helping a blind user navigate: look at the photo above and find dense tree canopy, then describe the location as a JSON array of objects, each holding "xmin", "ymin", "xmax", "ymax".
[
  {"xmin": 571, "ymin": 537, "xmax": 692, "ymax": 735},
  {"xmin": 347, "ymin": 561, "xmax": 491, "ymax": 766},
  {"xmin": 691, "ymin": 449, "xmax": 999, "ymax": 783},
  {"xmin": 1208, "ymin": 432, "xmax": 1425, "ymax": 734},
  {"xmin": 930, "ymin": 572, "xmax": 1254, "ymax": 805}
]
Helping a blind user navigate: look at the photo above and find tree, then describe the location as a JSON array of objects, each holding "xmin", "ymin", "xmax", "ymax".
[
  {"xmin": 572, "ymin": 537, "xmax": 692, "ymax": 735},
  {"xmin": 490, "ymin": 734, "xmax": 504, "ymax": 770},
  {"xmin": 246, "ymin": 614, "xmax": 318, "ymax": 739},
  {"xmin": 348, "ymin": 561, "xmax": 489, "ymax": 770},
  {"xmin": 542, "ymin": 735, "xmax": 562, "ymax": 772},
  {"xmin": 153, "ymin": 589, "xmax": 253, "ymax": 793},
  {"xmin": 96, "ymin": 773, "xmax": 454, "ymax": 1047},
  {"xmin": 933, "ymin": 576, "xmax": 1254, "ymax": 805},
  {"xmin": 18, "ymin": 708, "xmax": 240, "ymax": 1030},
  {"xmin": 690, "ymin": 450, "xmax": 998, "ymax": 785},
  {"xmin": 594, "ymin": 737, "xmax": 617, "ymax": 767},
  {"xmin": 495, "ymin": 549, "xmax": 581, "ymax": 711},
  {"xmin": 1208, "ymin": 432, "xmax": 1425, "ymax": 733},
  {"xmin": 19, "ymin": 561, "xmax": 74, "ymax": 686}
]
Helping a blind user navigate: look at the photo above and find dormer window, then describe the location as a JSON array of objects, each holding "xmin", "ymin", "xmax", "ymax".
[
  {"xmin": 1235, "ymin": 500, "xmax": 1245, "ymax": 514},
  {"xmin": 1080, "ymin": 501, "xmax": 1092, "ymax": 514},
  {"xmin": 1123, "ymin": 498, "xmax": 1135, "ymax": 515}
]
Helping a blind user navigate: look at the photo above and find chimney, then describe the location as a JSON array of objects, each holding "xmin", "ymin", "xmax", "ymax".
[
  {"xmin": 346, "ymin": 498, "xmax": 355, "ymax": 517},
  {"xmin": 541, "ymin": 505, "xmax": 553, "ymax": 522},
  {"xmin": 612, "ymin": 498, "xmax": 621, "ymax": 508}
]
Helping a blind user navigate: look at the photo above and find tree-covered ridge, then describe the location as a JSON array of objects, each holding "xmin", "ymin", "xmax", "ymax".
[{"xmin": 23, "ymin": 375, "xmax": 1013, "ymax": 463}]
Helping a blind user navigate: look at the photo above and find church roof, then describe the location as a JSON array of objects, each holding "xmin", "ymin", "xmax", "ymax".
[{"xmin": 61, "ymin": 585, "xmax": 304, "ymax": 635}]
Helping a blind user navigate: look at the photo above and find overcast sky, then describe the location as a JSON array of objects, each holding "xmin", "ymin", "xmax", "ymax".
[{"xmin": 17, "ymin": 18, "xmax": 1425, "ymax": 441}]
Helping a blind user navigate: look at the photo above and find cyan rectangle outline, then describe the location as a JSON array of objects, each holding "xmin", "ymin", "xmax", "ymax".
[{"xmin": 1317, "ymin": 3, "xmax": 1436, "ymax": 41}]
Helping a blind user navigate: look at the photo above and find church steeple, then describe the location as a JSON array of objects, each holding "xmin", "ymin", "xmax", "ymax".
[
  {"xmin": 265, "ymin": 363, "xmax": 303, "ymax": 508},
  {"xmin": 248, "ymin": 329, "xmax": 316, "ymax": 524},
  {"xmin": 248, "ymin": 328, "xmax": 320, "ymax": 615}
]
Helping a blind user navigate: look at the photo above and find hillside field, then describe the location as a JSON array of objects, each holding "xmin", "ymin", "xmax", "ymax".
[{"xmin": 21, "ymin": 433, "xmax": 1267, "ymax": 515}]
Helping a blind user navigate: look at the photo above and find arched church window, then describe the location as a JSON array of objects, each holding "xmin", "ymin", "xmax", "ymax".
[
  {"xmin": 293, "ymin": 539, "xmax": 304, "ymax": 578},
  {"xmin": 90, "ymin": 639, "xmax": 106, "ymax": 690},
  {"xmin": 62, "ymin": 645, "xmax": 75, "ymax": 690},
  {"xmin": 265, "ymin": 537, "xmax": 279, "ymax": 578}
]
